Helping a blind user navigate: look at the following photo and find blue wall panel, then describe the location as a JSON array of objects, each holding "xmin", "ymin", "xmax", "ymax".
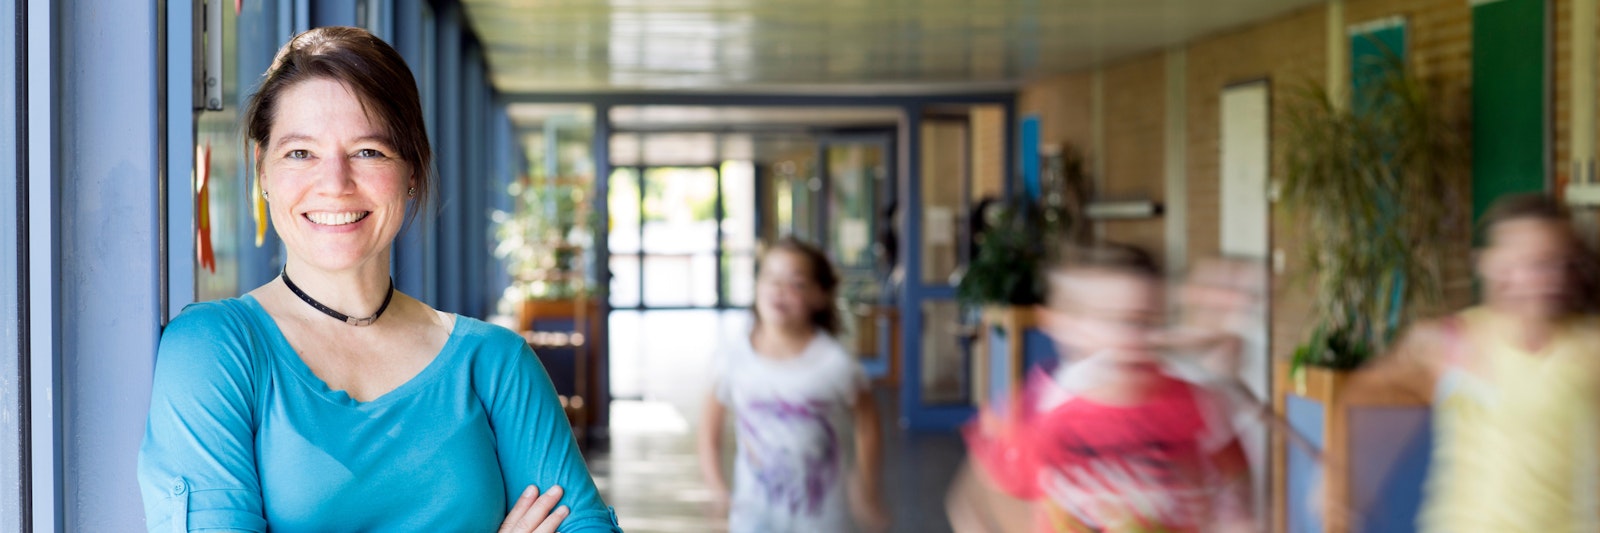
[
  {"xmin": 1019, "ymin": 115, "xmax": 1041, "ymax": 200},
  {"xmin": 433, "ymin": 3, "xmax": 465, "ymax": 315},
  {"xmin": 0, "ymin": 0, "xmax": 21, "ymax": 525},
  {"xmin": 391, "ymin": 0, "xmax": 432, "ymax": 301},
  {"xmin": 1287, "ymin": 395, "xmax": 1326, "ymax": 533},
  {"xmin": 1349, "ymin": 407, "xmax": 1431, "ymax": 532},
  {"xmin": 462, "ymin": 47, "xmax": 489, "ymax": 318},
  {"xmin": 54, "ymin": 0, "xmax": 164, "ymax": 527},
  {"xmin": 310, "ymin": 0, "xmax": 356, "ymax": 27}
]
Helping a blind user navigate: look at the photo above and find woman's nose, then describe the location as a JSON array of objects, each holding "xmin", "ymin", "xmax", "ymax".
[{"xmin": 312, "ymin": 158, "xmax": 357, "ymax": 194}]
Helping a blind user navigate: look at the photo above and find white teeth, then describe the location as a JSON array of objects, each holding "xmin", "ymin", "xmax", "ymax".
[{"xmin": 306, "ymin": 211, "xmax": 370, "ymax": 226}]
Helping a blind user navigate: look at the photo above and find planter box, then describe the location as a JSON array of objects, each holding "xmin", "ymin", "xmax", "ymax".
[
  {"xmin": 1278, "ymin": 366, "xmax": 1432, "ymax": 533},
  {"xmin": 976, "ymin": 306, "xmax": 1059, "ymax": 403},
  {"xmin": 516, "ymin": 297, "xmax": 607, "ymax": 447}
]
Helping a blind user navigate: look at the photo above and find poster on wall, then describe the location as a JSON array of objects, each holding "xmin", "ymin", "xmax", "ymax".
[{"xmin": 1020, "ymin": 115, "xmax": 1041, "ymax": 200}]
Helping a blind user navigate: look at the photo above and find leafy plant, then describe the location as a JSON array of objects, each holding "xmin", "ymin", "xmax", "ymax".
[
  {"xmin": 956, "ymin": 200, "xmax": 1073, "ymax": 306},
  {"xmin": 1281, "ymin": 50, "xmax": 1467, "ymax": 371},
  {"xmin": 494, "ymin": 173, "xmax": 590, "ymax": 310}
]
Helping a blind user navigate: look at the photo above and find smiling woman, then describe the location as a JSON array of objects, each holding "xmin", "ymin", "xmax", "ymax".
[{"xmin": 137, "ymin": 26, "xmax": 621, "ymax": 533}]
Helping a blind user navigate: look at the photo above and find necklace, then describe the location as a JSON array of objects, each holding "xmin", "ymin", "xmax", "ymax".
[{"xmin": 281, "ymin": 269, "xmax": 394, "ymax": 327}]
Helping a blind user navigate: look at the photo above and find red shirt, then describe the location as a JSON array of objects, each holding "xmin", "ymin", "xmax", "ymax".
[{"xmin": 966, "ymin": 362, "xmax": 1248, "ymax": 532}]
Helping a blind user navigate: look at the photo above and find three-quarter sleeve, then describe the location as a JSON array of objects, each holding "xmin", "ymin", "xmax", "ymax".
[
  {"xmin": 476, "ymin": 332, "xmax": 622, "ymax": 532},
  {"xmin": 137, "ymin": 302, "xmax": 269, "ymax": 532}
]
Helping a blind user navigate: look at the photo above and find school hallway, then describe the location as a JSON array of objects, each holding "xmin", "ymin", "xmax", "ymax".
[{"xmin": 589, "ymin": 310, "xmax": 967, "ymax": 533}]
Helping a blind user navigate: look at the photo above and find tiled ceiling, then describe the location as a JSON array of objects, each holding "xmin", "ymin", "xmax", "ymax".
[{"xmin": 461, "ymin": 0, "xmax": 1324, "ymax": 95}]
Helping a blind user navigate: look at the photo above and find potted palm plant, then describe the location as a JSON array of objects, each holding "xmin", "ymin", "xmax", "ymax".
[
  {"xmin": 959, "ymin": 146, "xmax": 1088, "ymax": 402},
  {"xmin": 1277, "ymin": 51, "xmax": 1467, "ymax": 533}
]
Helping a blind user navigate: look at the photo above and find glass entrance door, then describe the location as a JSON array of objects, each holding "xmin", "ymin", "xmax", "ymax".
[
  {"xmin": 608, "ymin": 165, "xmax": 754, "ymax": 310},
  {"xmin": 819, "ymin": 136, "xmax": 895, "ymax": 379}
]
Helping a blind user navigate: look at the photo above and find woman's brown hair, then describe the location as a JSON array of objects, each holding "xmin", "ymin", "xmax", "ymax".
[
  {"xmin": 244, "ymin": 26, "xmax": 432, "ymax": 224},
  {"xmin": 758, "ymin": 237, "xmax": 843, "ymax": 336}
]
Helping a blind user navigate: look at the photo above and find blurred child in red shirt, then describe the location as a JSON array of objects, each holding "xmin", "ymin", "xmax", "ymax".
[{"xmin": 963, "ymin": 244, "xmax": 1255, "ymax": 533}]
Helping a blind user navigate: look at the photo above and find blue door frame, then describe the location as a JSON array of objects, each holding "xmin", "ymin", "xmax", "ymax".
[{"xmin": 816, "ymin": 132, "xmax": 896, "ymax": 381}]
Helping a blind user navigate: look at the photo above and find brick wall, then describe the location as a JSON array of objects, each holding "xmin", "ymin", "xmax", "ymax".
[
  {"xmin": 970, "ymin": 105, "xmax": 1007, "ymax": 200},
  {"xmin": 1101, "ymin": 52, "xmax": 1170, "ymax": 265},
  {"xmin": 1182, "ymin": 5, "xmax": 1327, "ymax": 368},
  {"xmin": 1018, "ymin": 0, "xmax": 1583, "ymax": 361},
  {"xmin": 1012, "ymin": 0, "xmax": 1587, "ymax": 526},
  {"xmin": 1018, "ymin": 72, "xmax": 1094, "ymax": 154}
]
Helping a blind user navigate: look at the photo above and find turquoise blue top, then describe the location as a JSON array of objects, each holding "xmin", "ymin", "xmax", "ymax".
[{"xmin": 137, "ymin": 296, "xmax": 620, "ymax": 532}]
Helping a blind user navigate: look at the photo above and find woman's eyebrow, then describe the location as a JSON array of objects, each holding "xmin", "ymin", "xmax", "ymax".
[{"xmin": 272, "ymin": 133, "xmax": 393, "ymax": 147}]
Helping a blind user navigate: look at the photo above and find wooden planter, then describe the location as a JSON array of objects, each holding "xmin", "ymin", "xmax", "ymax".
[
  {"xmin": 516, "ymin": 297, "xmax": 607, "ymax": 447},
  {"xmin": 975, "ymin": 306, "xmax": 1059, "ymax": 403},
  {"xmin": 1276, "ymin": 366, "xmax": 1432, "ymax": 533}
]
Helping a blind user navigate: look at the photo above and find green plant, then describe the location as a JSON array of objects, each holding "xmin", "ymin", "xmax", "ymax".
[
  {"xmin": 956, "ymin": 200, "xmax": 1072, "ymax": 306},
  {"xmin": 1281, "ymin": 51, "xmax": 1467, "ymax": 371},
  {"xmin": 494, "ymin": 173, "xmax": 589, "ymax": 309}
]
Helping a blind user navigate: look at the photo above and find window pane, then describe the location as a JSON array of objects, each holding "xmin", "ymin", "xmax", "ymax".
[
  {"xmin": 720, "ymin": 161, "xmax": 756, "ymax": 307},
  {"xmin": 921, "ymin": 300, "xmax": 970, "ymax": 405},
  {"xmin": 195, "ymin": 4, "xmax": 248, "ymax": 301},
  {"xmin": 920, "ymin": 121, "xmax": 967, "ymax": 286},
  {"xmin": 607, "ymin": 167, "xmax": 641, "ymax": 308}
]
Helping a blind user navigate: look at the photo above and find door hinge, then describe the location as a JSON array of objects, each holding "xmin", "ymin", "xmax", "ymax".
[{"xmin": 195, "ymin": 0, "xmax": 223, "ymax": 111}]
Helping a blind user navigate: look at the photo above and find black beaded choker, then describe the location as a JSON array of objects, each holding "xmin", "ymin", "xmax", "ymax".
[{"xmin": 281, "ymin": 269, "xmax": 394, "ymax": 327}]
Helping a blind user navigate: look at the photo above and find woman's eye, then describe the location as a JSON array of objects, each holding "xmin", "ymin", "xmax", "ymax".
[
  {"xmin": 355, "ymin": 148, "xmax": 386, "ymax": 158},
  {"xmin": 286, "ymin": 149, "xmax": 310, "ymax": 160}
]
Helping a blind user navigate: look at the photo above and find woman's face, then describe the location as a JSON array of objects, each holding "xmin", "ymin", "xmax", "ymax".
[{"xmin": 260, "ymin": 78, "xmax": 413, "ymax": 274}]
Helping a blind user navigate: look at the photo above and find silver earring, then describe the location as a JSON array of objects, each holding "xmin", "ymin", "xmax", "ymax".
[
  {"xmin": 262, "ymin": 190, "xmax": 269, "ymax": 200},
  {"xmin": 407, "ymin": 187, "xmax": 417, "ymax": 197}
]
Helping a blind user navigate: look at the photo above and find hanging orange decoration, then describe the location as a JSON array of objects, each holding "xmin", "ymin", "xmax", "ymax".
[
  {"xmin": 196, "ymin": 143, "xmax": 216, "ymax": 273},
  {"xmin": 253, "ymin": 153, "xmax": 269, "ymax": 246}
]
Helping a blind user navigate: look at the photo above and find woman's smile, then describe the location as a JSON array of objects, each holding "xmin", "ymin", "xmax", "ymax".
[{"xmin": 304, "ymin": 210, "xmax": 371, "ymax": 226}]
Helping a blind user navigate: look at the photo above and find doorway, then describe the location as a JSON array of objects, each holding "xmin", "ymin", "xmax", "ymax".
[{"xmin": 607, "ymin": 163, "xmax": 757, "ymax": 310}]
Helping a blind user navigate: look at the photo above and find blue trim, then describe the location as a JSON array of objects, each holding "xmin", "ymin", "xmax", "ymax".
[
  {"xmin": 165, "ymin": 0, "xmax": 196, "ymax": 320},
  {"xmin": 311, "ymin": 0, "xmax": 356, "ymax": 27},
  {"xmin": 1348, "ymin": 407, "xmax": 1432, "ymax": 533},
  {"xmin": 490, "ymin": 99, "xmax": 516, "ymax": 312},
  {"xmin": 293, "ymin": 0, "xmax": 310, "ymax": 33},
  {"xmin": 433, "ymin": 2, "xmax": 464, "ymax": 314},
  {"xmin": 52, "ymin": 0, "xmax": 164, "ymax": 524},
  {"xmin": 0, "ymin": 0, "xmax": 20, "ymax": 526},
  {"xmin": 1286, "ymin": 396, "xmax": 1326, "ymax": 533},
  {"xmin": 26, "ymin": 2, "xmax": 62, "ymax": 525},
  {"xmin": 1019, "ymin": 115, "xmax": 1041, "ymax": 200},
  {"xmin": 897, "ymin": 105, "xmax": 978, "ymax": 431},
  {"xmin": 391, "ymin": 0, "xmax": 429, "ymax": 299},
  {"xmin": 505, "ymin": 92, "xmax": 1015, "ymax": 107}
]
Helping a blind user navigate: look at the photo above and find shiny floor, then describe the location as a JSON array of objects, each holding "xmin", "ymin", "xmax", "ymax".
[{"xmin": 590, "ymin": 309, "xmax": 968, "ymax": 533}]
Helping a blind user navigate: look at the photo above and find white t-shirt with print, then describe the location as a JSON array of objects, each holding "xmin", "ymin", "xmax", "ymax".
[{"xmin": 712, "ymin": 325, "xmax": 869, "ymax": 533}]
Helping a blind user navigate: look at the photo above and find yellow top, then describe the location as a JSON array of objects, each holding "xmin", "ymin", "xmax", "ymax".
[{"xmin": 1420, "ymin": 307, "xmax": 1600, "ymax": 533}]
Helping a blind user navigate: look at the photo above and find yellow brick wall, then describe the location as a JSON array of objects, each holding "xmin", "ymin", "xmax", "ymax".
[
  {"xmin": 1018, "ymin": 72, "xmax": 1094, "ymax": 153},
  {"xmin": 1182, "ymin": 5, "xmax": 1327, "ymax": 371},
  {"xmin": 1101, "ymin": 52, "xmax": 1170, "ymax": 266},
  {"xmin": 970, "ymin": 105, "xmax": 1007, "ymax": 200}
]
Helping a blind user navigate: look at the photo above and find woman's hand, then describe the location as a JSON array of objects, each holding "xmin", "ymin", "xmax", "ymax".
[{"xmin": 498, "ymin": 485, "xmax": 569, "ymax": 533}]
